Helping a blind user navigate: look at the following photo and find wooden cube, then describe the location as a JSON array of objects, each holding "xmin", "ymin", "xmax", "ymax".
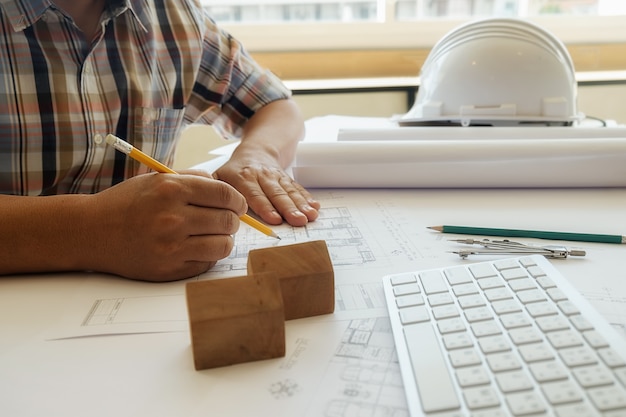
[
  {"xmin": 186, "ymin": 274, "xmax": 285, "ymax": 370},
  {"xmin": 247, "ymin": 240, "xmax": 335, "ymax": 320}
]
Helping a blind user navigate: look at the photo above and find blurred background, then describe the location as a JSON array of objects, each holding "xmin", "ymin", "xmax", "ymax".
[{"xmin": 174, "ymin": 0, "xmax": 626, "ymax": 169}]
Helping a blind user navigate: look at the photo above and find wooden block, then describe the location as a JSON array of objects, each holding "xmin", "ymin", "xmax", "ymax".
[
  {"xmin": 247, "ymin": 240, "xmax": 335, "ymax": 320},
  {"xmin": 186, "ymin": 274, "xmax": 285, "ymax": 370}
]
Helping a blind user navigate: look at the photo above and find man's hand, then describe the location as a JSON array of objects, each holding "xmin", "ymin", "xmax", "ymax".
[
  {"xmin": 87, "ymin": 173, "xmax": 248, "ymax": 281},
  {"xmin": 215, "ymin": 155, "xmax": 320, "ymax": 227},
  {"xmin": 0, "ymin": 172, "xmax": 248, "ymax": 282},
  {"xmin": 215, "ymin": 98, "xmax": 320, "ymax": 227}
]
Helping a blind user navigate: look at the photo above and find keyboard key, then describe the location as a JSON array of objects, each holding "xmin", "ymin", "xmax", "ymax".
[
  {"xmin": 547, "ymin": 288, "xmax": 568, "ymax": 302},
  {"xmin": 557, "ymin": 300, "xmax": 580, "ymax": 315},
  {"xmin": 519, "ymin": 257, "xmax": 538, "ymax": 267},
  {"xmin": 558, "ymin": 346, "xmax": 598, "ymax": 367},
  {"xmin": 509, "ymin": 327, "xmax": 543, "ymax": 345},
  {"xmin": 471, "ymin": 320, "xmax": 502, "ymax": 338},
  {"xmin": 465, "ymin": 306, "xmax": 494, "ymax": 323},
  {"xmin": 484, "ymin": 287, "xmax": 514, "ymax": 302},
  {"xmin": 444, "ymin": 266, "xmax": 473, "ymax": 285},
  {"xmin": 390, "ymin": 273, "xmax": 417, "ymax": 285},
  {"xmin": 614, "ymin": 367, "xmax": 626, "ymax": 387},
  {"xmin": 554, "ymin": 403, "xmax": 596, "ymax": 417},
  {"xmin": 443, "ymin": 332, "xmax": 474, "ymax": 350},
  {"xmin": 501, "ymin": 268, "xmax": 529, "ymax": 281},
  {"xmin": 428, "ymin": 293, "xmax": 454, "ymax": 307},
  {"xmin": 499, "ymin": 312, "xmax": 531, "ymax": 329},
  {"xmin": 393, "ymin": 282, "xmax": 421, "ymax": 296},
  {"xmin": 433, "ymin": 304, "xmax": 460, "ymax": 320},
  {"xmin": 535, "ymin": 315, "xmax": 570, "ymax": 332},
  {"xmin": 437, "ymin": 317, "xmax": 466, "ymax": 334},
  {"xmin": 396, "ymin": 294, "xmax": 425, "ymax": 308},
  {"xmin": 598, "ymin": 348, "xmax": 626, "ymax": 368},
  {"xmin": 419, "ymin": 270, "xmax": 448, "ymax": 294},
  {"xmin": 588, "ymin": 386, "xmax": 626, "ymax": 411},
  {"xmin": 456, "ymin": 366, "xmax": 491, "ymax": 387},
  {"xmin": 399, "ymin": 306, "xmax": 430, "ymax": 325},
  {"xmin": 518, "ymin": 342, "xmax": 555, "ymax": 363},
  {"xmin": 495, "ymin": 370, "xmax": 533, "ymax": 393},
  {"xmin": 526, "ymin": 301, "xmax": 559, "ymax": 318},
  {"xmin": 471, "ymin": 408, "xmax": 509, "ymax": 417},
  {"xmin": 505, "ymin": 391, "xmax": 547, "ymax": 415},
  {"xmin": 469, "ymin": 263, "xmax": 498, "ymax": 279},
  {"xmin": 458, "ymin": 294, "xmax": 486, "ymax": 309},
  {"xmin": 463, "ymin": 386, "xmax": 500, "ymax": 410},
  {"xmin": 449, "ymin": 348, "xmax": 482, "ymax": 368},
  {"xmin": 583, "ymin": 330, "xmax": 610, "ymax": 349},
  {"xmin": 494, "ymin": 258, "xmax": 522, "ymax": 270},
  {"xmin": 541, "ymin": 380, "xmax": 584, "ymax": 405},
  {"xmin": 569, "ymin": 315, "xmax": 594, "ymax": 331},
  {"xmin": 452, "ymin": 282, "xmax": 480, "ymax": 296},
  {"xmin": 516, "ymin": 289, "xmax": 546, "ymax": 304},
  {"xmin": 478, "ymin": 335, "xmax": 511, "ymax": 354},
  {"xmin": 535, "ymin": 275, "xmax": 556, "ymax": 289},
  {"xmin": 403, "ymin": 322, "xmax": 461, "ymax": 413},
  {"xmin": 492, "ymin": 299, "xmax": 523, "ymax": 315},
  {"xmin": 486, "ymin": 352, "xmax": 522, "ymax": 372},
  {"xmin": 508, "ymin": 278, "xmax": 536, "ymax": 291},
  {"xmin": 546, "ymin": 329, "xmax": 583, "ymax": 349},
  {"xmin": 573, "ymin": 365, "xmax": 617, "ymax": 388},
  {"xmin": 478, "ymin": 277, "xmax": 506, "ymax": 290},
  {"xmin": 529, "ymin": 361, "xmax": 569, "ymax": 382}
]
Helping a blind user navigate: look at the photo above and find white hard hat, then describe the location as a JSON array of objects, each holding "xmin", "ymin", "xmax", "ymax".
[{"xmin": 400, "ymin": 18, "xmax": 583, "ymax": 127}]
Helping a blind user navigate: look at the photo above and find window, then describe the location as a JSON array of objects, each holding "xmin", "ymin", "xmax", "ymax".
[
  {"xmin": 199, "ymin": 0, "xmax": 626, "ymax": 80},
  {"xmin": 202, "ymin": 1, "xmax": 380, "ymax": 23},
  {"xmin": 199, "ymin": 0, "xmax": 626, "ymax": 52},
  {"xmin": 201, "ymin": 0, "xmax": 626, "ymax": 23}
]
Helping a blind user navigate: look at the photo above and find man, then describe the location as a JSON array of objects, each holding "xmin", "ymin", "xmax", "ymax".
[{"xmin": 0, "ymin": 0, "xmax": 320, "ymax": 281}]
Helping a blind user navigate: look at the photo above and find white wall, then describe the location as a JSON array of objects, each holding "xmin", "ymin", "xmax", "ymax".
[{"xmin": 577, "ymin": 84, "xmax": 626, "ymax": 126}]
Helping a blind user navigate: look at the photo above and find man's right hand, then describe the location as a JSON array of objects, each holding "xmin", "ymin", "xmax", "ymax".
[
  {"xmin": 0, "ymin": 172, "xmax": 248, "ymax": 282},
  {"xmin": 88, "ymin": 173, "xmax": 248, "ymax": 281}
]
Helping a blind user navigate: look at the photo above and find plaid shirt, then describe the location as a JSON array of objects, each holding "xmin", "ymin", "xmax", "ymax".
[{"xmin": 0, "ymin": 0, "xmax": 290, "ymax": 195}]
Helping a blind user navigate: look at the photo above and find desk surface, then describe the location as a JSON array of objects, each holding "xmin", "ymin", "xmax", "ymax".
[{"xmin": 2, "ymin": 188, "xmax": 626, "ymax": 417}]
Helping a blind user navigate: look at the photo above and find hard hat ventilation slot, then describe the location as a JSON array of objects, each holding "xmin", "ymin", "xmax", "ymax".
[{"xmin": 460, "ymin": 104, "xmax": 517, "ymax": 116}]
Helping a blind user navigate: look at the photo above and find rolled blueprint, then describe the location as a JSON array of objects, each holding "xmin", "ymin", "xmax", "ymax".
[{"xmin": 292, "ymin": 138, "xmax": 626, "ymax": 188}]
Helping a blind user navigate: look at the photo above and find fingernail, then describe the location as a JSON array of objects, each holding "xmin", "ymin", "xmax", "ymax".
[{"xmin": 292, "ymin": 210, "xmax": 306, "ymax": 218}]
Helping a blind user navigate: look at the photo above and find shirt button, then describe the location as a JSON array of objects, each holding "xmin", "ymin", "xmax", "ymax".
[{"xmin": 94, "ymin": 134, "xmax": 103, "ymax": 145}]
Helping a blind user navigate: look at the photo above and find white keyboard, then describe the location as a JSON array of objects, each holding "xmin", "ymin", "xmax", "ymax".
[{"xmin": 382, "ymin": 255, "xmax": 626, "ymax": 417}]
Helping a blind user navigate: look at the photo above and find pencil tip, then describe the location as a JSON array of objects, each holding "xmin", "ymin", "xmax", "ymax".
[{"xmin": 427, "ymin": 226, "xmax": 443, "ymax": 232}]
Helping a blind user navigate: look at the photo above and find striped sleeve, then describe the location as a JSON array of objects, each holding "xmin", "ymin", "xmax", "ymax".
[{"xmin": 185, "ymin": 8, "xmax": 291, "ymax": 139}]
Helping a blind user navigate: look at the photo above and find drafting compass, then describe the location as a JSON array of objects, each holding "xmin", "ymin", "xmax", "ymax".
[{"xmin": 450, "ymin": 238, "xmax": 586, "ymax": 259}]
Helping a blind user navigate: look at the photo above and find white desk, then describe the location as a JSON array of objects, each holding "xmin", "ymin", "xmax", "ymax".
[{"xmin": 2, "ymin": 188, "xmax": 626, "ymax": 417}]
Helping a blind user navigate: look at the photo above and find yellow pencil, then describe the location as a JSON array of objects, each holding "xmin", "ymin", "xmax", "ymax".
[{"xmin": 105, "ymin": 134, "xmax": 280, "ymax": 239}]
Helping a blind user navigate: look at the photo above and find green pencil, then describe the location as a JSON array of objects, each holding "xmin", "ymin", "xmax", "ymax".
[{"xmin": 428, "ymin": 225, "xmax": 626, "ymax": 244}]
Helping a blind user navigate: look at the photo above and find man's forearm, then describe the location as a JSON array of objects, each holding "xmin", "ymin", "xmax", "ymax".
[
  {"xmin": 0, "ymin": 194, "xmax": 98, "ymax": 275},
  {"xmin": 235, "ymin": 98, "xmax": 305, "ymax": 167}
]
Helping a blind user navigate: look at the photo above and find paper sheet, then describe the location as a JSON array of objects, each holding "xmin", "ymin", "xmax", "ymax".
[{"xmin": 4, "ymin": 188, "xmax": 626, "ymax": 417}]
